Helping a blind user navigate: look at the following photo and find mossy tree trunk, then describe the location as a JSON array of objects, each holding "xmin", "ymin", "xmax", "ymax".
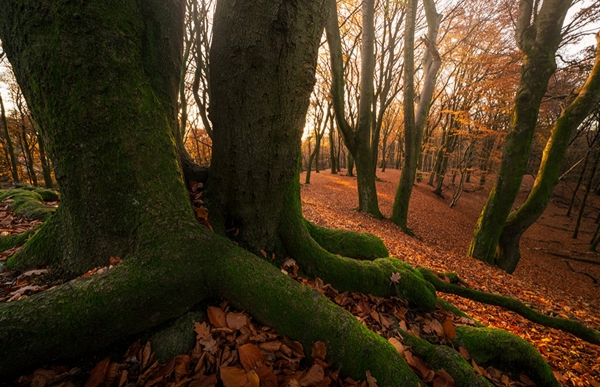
[
  {"xmin": 494, "ymin": 32, "xmax": 600, "ymax": 272},
  {"xmin": 468, "ymin": 0, "xmax": 572, "ymax": 264}
]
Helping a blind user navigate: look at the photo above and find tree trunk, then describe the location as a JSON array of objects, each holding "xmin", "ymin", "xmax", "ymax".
[
  {"xmin": 495, "ymin": 35, "xmax": 600, "ymax": 272},
  {"xmin": 0, "ymin": 94, "xmax": 19, "ymax": 183},
  {"xmin": 390, "ymin": 0, "xmax": 441, "ymax": 230},
  {"xmin": 329, "ymin": 112, "xmax": 338, "ymax": 174},
  {"xmin": 468, "ymin": 0, "xmax": 572, "ymax": 264},
  {"xmin": 567, "ymin": 149, "xmax": 592, "ymax": 216}
]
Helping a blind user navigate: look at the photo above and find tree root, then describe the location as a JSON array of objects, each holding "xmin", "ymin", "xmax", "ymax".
[
  {"xmin": 452, "ymin": 326, "xmax": 560, "ymax": 387},
  {"xmin": 0, "ymin": 226, "xmax": 38, "ymax": 252},
  {"xmin": 304, "ymin": 220, "xmax": 388, "ymax": 259},
  {"xmin": 0, "ymin": 188, "xmax": 56, "ymax": 220},
  {"xmin": 282, "ymin": 216, "xmax": 436, "ymax": 311},
  {"xmin": 420, "ymin": 268, "xmax": 600, "ymax": 345},
  {"xmin": 562, "ymin": 259, "xmax": 599, "ymax": 283},
  {"xmin": 397, "ymin": 330, "xmax": 493, "ymax": 387}
]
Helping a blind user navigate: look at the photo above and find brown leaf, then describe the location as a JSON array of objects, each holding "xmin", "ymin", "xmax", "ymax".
[
  {"xmin": 174, "ymin": 355, "xmax": 190, "ymax": 382},
  {"xmin": 387, "ymin": 337, "xmax": 404, "ymax": 354},
  {"xmin": 239, "ymin": 343, "xmax": 265, "ymax": 371},
  {"xmin": 365, "ymin": 371, "xmax": 378, "ymax": 387},
  {"xmin": 227, "ymin": 312, "xmax": 248, "ymax": 330},
  {"xmin": 208, "ymin": 306, "xmax": 227, "ymax": 328},
  {"xmin": 105, "ymin": 362, "xmax": 120, "ymax": 386},
  {"xmin": 311, "ymin": 341, "xmax": 327, "ymax": 361},
  {"xmin": 255, "ymin": 366, "xmax": 278, "ymax": 387},
  {"xmin": 282, "ymin": 337, "xmax": 304, "ymax": 357},
  {"xmin": 432, "ymin": 369, "xmax": 454, "ymax": 387},
  {"xmin": 141, "ymin": 341, "xmax": 152, "ymax": 369},
  {"xmin": 118, "ymin": 370, "xmax": 128, "ymax": 387},
  {"xmin": 519, "ymin": 374, "xmax": 534, "ymax": 386},
  {"xmin": 109, "ymin": 256, "xmax": 122, "ymax": 267},
  {"xmin": 259, "ymin": 341, "xmax": 282, "ymax": 353},
  {"xmin": 151, "ymin": 357, "xmax": 176, "ymax": 381},
  {"xmin": 195, "ymin": 321, "xmax": 211, "ymax": 340},
  {"xmin": 85, "ymin": 357, "xmax": 110, "ymax": 387},
  {"xmin": 458, "ymin": 347, "xmax": 469, "ymax": 360},
  {"xmin": 429, "ymin": 320, "xmax": 444, "ymax": 336},
  {"xmin": 244, "ymin": 370, "xmax": 260, "ymax": 387},
  {"xmin": 220, "ymin": 366, "xmax": 248, "ymax": 387},
  {"xmin": 189, "ymin": 374, "xmax": 218, "ymax": 387},
  {"xmin": 442, "ymin": 320, "xmax": 456, "ymax": 339},
  {"xmin": 299, "ymin": 364, "xmax": 324, "ymax": 387}
]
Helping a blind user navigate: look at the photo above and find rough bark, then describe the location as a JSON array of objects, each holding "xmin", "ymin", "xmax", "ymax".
[
  {"xmin": 325, "ymin": 0, "xmax": 381, "ymax": 218},
  {"xmin": 495, "ymin": 31, "xmax": 600, "ymax": 272},
  {"xmin": 391, "ymin": 0, "xmax": 441, "ymax": 230},
  {"xmin": 468, "ymin": 0, "xmax": 572, "ymax": 264}
]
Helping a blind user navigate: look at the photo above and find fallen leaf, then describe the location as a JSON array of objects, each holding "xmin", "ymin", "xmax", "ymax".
[
  {"xmin": 239, "ymin": 343, "xmax": 265, "ymax": 371},
  {"xmin": 195, "ymin": 321, "xmax": 211, "ymax": 340},
  {"xmin": 390, "ymin": 272, "xmax": 401, "ymax": 283},
  {"xmin": 109, "ymin": 256, "xmax": 122, "ymax": 267},
  {"xmin": 220, "ymin": 366, "xmax": 248, "ymax": 387},
  {"xmin": 255, "ymin": 366, "xmax": 278, "ymax": 387},
  {"xmin": 227, "ymin": 312, "xmax": 248, "ymax": 330},
  {"xmin": 458, "ymin": 347, "xmax": 469, "ymax": 360},
  {"xmin": 259, "ymin": 341, "xmax": 282, "ymax": 352},
  {"xmin": 519, "ymin": 374, "xmax": 534, "ymax": 386},
  {"xmin": 244, "ymin": 370, "xmax": 260, "ymax": 387},
  {"xmin": 365, "ymin": 370, "xmax": 378, "ymax": 387},
  {"xmin": 85, "ymin": 357, "xmax": 110, "ymax": 387},
  {"xmin": 299, "ymin": 364, "xmax": 324, "ymax": 387},
  {"xmin": 174, "ymin": 355, "xmax": 190, "ymax": 382},
  {"xmin": 311, "ymin": 341, "xmax": 327, "ymax": 361},
  {"xmin": 432, "ymin": 369, "xmax": 454, "ymax": 387},
  {"xmin": 208, "ymin": 306, "xmax": 227, "ymax": 328},
  {"xmin": 189, "ymin": 374, "xmax": 218, "ymax": 387},
  {"xmin": 388, "ymin": 337, "xmax": 405, "ymax": 354},
  {"xmin": 31, "ymin": 369, "xmax": 58, "ymax": 387},
  {"xmin": 442, "ymin": 320, "xmax": 456, "ymax": 339}
]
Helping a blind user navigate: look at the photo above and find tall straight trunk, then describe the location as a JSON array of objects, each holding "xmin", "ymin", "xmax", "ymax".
[
  {"xmin": 347, "ymin": 153, "xmax": 355, "ymax": 176},
  {"xmin": 391, "ymin": 0, "xmax": 441, "ymax": 230},
  {"xmin": 326, "ymin": 0, "xmax": 381, "ymax": 218},
  {"xmin": 0, "ymin": 94, "xmax": 19, "ymax": 183},
  {"xmin": 468, "ymin": 0, "xmax": 572, "ymax": 264},
  {"xmin": 329, "ymin": 113, "xmax": 337, "ymax": 174},
  {"xmin": 29, "ymin": 115, "xmax": 53, "ymax": 188},
  {"xmin": 20, "ymin": 131, "xmax": 37, "ymax": 186},
  {"xmin": 573, "ymin": 148, "xmax": 600, "ymax": 239}
]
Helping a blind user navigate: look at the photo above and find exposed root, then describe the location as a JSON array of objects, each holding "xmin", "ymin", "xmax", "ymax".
[
  {"xmin": 0, "ymin": 226, "xmax": 38, "ymax": 252},
  {"xmin": 420, "ymin": 268, "xmax": 600, "ymax": 345},
  {"xmin": 304, "ymin": 220, "xmax": 388, "ymax": 259},
  {"xmin": 0, "ymin": 188, "xmax": 56, "ymax": 221}
]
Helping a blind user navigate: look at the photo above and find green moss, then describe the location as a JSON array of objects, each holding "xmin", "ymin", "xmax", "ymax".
[
  {"xmin": 148, "ymin": 310, "xmax": 206, "ymax": 362},
  {"xmin": 0, "ymin": 189, "xmax": 56, "ymax": 220},
  {"xmin": 32, "ymin": 188, "xmax": 60, "ymax": 202},
  {"xmin": 398, "ymin": 330, "xmax": 492, "ymax": 387},
  {"xmin": 0, "ymin": 227, "xmax": 39, "ymax": 252},
  {"xmin": 453, "ymin": 326, "xmax": 560, "ymax": 387},
  {"xmin": 304, "ymin": 220, "xmax": 388, "ymax": 259}
]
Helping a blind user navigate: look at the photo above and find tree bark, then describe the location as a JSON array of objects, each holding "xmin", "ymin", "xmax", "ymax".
[
  {"xmin": 495, "ymin": 33, "xmax": 600, "ymax": 272},
  {"xmin": 468, "ymin": 0, "xmax": 573, "ymax": 264},
  {"xmin": 0, "ymin": 94, "xmax": 19, "ymax": 183}
]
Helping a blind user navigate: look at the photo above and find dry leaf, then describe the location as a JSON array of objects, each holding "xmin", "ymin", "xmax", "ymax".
[
  {"xmin": 429, "ymin": 319, "xmax": 444, "ymax": 336},
  {"xmin": 365, "ymin": 371, "xmax": 378, "ymax": 387},
  {"xmin": 299, "ymin": 364, "xmax": 324, "ymax": 387},
  {"xmin": 442, "ymin": 320, "xmax": 456, "ymax": 339},
  {"xmin": 387, "ymin": 337, "xmax": 405, "ymax": 354},
  {"xmin": 255, "ymin": 366, "xmax": 278, "ymax": 387},
  {"xmin": 311, "ymin": 341, "xmax": 327, "ymax": 361},
  {"xmin": 389, "ymin": 272, "xmax": 401, "ymax": 283},
  {"xmin": 519, "ymin": 374, "xmax": 534, "ymax": 386},
  {"xmin": 105, "ymin": 362, "xmax": 120, "ymax": 386},
  {"xmin": 220, "ymin": 366, "xmax": 248, "ymax": 387},
  {"xmin": 227, "ymin": 312, "xmax": 248, "ymax": 330},
  {"xmin": 109, "ymin": 256, "xmax": 122, "ymax": 266},
  {"xmin": 259, "ymin": 341, "xmax": 282, "ymax": 352},
  {"xmin": 141, "ymin": 342, "xmax": 152, "ymax": 369},
  {"xmin": 432, "ymin": 369, "xmax": 454, "ymax": 387},
  {"xmin": 208, "ymin": 306, "xmax": 227, "ymax": 328},
  {"xmin": 195, "ymin": 321, "xmax": 211, "ymax": 340},
  {"xmin": 118, "ymin": 370, "xmax": 128, "ymax": 387},
  {"xmin": 244, "ymin": 370, "xmax": 260, "ymax": 387},
  {"xmin": 85, "ymin": 357, "xmax": 110, "ymax": 387},
  {"xmin": 458, "ymin": 347, "xmax": 469, "ymax": 360},
  {"xmin": 189, "ymin": 374, "xmax": 218, "ymax": 387},
  {"xmin": 239, "ymin": 343, "xmax": 265, "ymax": 371},
  {"xmin": 151, "ymin": 357, "xmax": 176, "ymax": 381},
  {"xmin": 174, "ymin": 355, "xmax": 190, "ymax": 382},
  {"xmin": 31, "ymin": 369, "xmax": 58, "ymax": 387}
]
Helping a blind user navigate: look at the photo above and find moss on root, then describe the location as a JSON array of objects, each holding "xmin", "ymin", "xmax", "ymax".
[
  {"xmin": 453, "ymin": 326, "xmax": 560, "ymax": 387},
  {"xmin": 420, "ymin": 268, "xmax": 600, "ymax": 345},
  {"xmin": 304, "ymin": 220, "xmax": 388, "ymax": 259},
  {"xmin": 398, "ymin": 330, "xmax": 493, "ymax": 387},
  {"xmin": 0, "ymin": 189, "xmax": 56, "ymax": 220},
  {"xmin": 148, "ymin": 310, "xmax": 206, "ymax": 363},
  {"xmin": 0, "ymin": 227, "xmax": 39, "ymax": 252}
]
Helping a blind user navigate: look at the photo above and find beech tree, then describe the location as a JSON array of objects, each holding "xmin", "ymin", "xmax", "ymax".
[
  {"xmin": 0, "ymin": 0, "xmax": 596, "ymax": 385},
  {"xmin": 469, "ymin": 0, "xmax": 600, "ymax": 272}
]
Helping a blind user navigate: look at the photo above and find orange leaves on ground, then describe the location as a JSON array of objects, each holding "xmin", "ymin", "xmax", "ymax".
[
  {"xmin": 227, "ymin": 312, "xmax": 249, "ymax": 330},
  {"xmin": 442, "ymin": 320, "xmax": 456, "ymax": 339},
  {"xmin": 311, "ymin": 341, "xmax": 327, "ymax": 361},
  {"xmin": 220, "ymin": 366, "xmax": 248, "ymax": 387},
  {"xmin": 84, "ymin": 357, "xmax": 110, "ymax": 387}
]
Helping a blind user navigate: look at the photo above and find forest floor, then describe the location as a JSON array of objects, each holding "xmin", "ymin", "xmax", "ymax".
[{"xmin": 301, "ymin": 168, "xmax": 600, "ymax": 387}]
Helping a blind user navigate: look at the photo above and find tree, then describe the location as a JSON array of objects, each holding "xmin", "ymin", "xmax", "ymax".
[
  {"xmin": 0, "ymin": 1, "xmax": 589, "ymax": 385},
  {"xmin": 470, "ymin": 1, "xmax": 600, "ymax": 272},
  {"xmin": 390, "ymin": 0, "xmax": 441, "ymax": 230},
  {"xmin": 468, "ymin": 0, "xmax": 573, "ymax": 264}
]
